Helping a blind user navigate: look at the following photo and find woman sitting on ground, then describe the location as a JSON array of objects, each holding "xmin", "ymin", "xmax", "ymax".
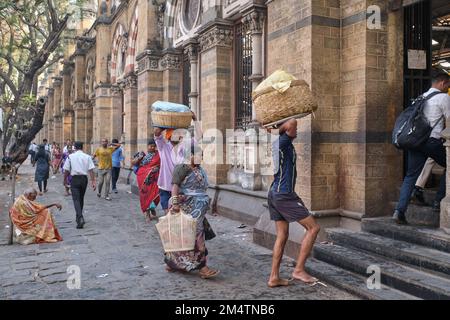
[
  {"xmin": 10, "ymin": 188, "xmax": 62, "ymax": 245},
  {"xmin": 164, "ymin": 144, "xmax": 220, "ymax": 279},
  {"xmin": 132, "ymin": 139, "xmax": 161, "ymax": 221}
]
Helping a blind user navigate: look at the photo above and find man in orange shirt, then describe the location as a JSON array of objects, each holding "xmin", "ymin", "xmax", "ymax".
[{"xmin": 92, "ymin": 138, "xmax": 121, "ymax": 200}]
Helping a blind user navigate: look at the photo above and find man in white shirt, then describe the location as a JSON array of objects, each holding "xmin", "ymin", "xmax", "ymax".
[
  {"xmin": 63, "ymin": 141, "xmax": 96, "ymax": 229},
  {"xmin": 394, "ymin": 70, "xmax": 450, "ymax": 224}
]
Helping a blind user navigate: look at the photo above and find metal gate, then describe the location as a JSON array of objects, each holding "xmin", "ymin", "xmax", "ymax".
[
  {"xmin": 404, "ymin": 0, "xmax": 432, "ymax": 105},
  {"xmin": 235, "ymin": 22, "xmax": 253, "ymax": 130}
]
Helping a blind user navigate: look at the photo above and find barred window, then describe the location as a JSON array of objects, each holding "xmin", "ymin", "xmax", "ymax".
[{"xmin": 235, "ymin": 22, "xmax": 253, "ymax": 130}]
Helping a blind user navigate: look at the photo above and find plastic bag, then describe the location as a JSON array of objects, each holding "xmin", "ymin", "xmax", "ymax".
[
  {"xmin": 254, "ymin": 70, "xmax": 297, "ymax": 95},
  {"xmin": 151, "ymin": 101, "xmax": 190, "ymax": 113}
]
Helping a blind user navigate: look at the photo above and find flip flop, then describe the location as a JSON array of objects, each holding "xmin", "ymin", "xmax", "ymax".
[{"xmin": 199, "ymin": 269, "xmax": 220, "ymax": 279}]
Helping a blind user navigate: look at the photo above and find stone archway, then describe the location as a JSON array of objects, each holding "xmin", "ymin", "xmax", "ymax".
[{"xmin": 110, "ymin": 23, "xmax": 128, "ymax": 84}]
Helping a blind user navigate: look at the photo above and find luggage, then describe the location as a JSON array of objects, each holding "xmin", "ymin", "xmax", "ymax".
[
  {"xmin": 151, "ymin": 101, "xmax": 192, "ymax": 129},
  {"xmin": 252, "ymin": 70, "xmax": 318, "ymax": 126},
  {"xmin": 392, "ymin": 92, "xmax": 445, "ymax": 150}
]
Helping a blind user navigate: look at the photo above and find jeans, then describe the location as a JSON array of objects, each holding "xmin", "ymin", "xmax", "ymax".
[
  {"xmin": 396, "ymin": 138, "xmax": 446, "ymax": 214},
  {"xmin": 159, "ymin": 189, "xmax": 172, "ymax": 210},
  {"xmin": 71, "ymin": 175, "xmax": 88, "ymax": 223},
  {"xmin": 97, "ymin": 169, "xmax": 112, "ymax": 197},
  {"xmin": 111, "ymin": 167, "xmax": 120, "ymax": 190}
]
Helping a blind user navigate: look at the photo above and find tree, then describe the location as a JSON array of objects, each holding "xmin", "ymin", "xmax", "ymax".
[{"xmin": 0, "ymin": 0, "xmax": 78, "ymax": 164}]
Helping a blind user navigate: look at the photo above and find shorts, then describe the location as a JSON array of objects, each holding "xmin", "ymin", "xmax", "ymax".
[
  {"xmin": 268, "ymin": 191, "xmax": 311, "ymax": 222},
  {"xmin": 159, "ymin": 189, "xmax": 172, "ymax": 210}
]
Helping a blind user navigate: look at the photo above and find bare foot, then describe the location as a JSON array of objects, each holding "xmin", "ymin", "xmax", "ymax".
[
  {"xmin": 165, "ymin": 265, "xmax": 176, "ymax": 273},
  {"xmin": 292, "ymin": 270, "xmax": 318, "ymax": 283},
  {"xmin": 267, "ymin": 278, "xmax": 290, "ymax": 288}
]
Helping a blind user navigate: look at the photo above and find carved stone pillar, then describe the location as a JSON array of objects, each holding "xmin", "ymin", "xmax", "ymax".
[
  {"xmin": 52, "ymin": 77, "xmax": 63, "ymax": 146},
  {"xmin": 440, "ymin": 125, "xmax": 450, "ymax": 234},
  {"xmin": 161, "ymin": 49, "xmax": 182, "ymax": 102},
  {"xmin": 184, "ymin": 41, "xmax": 199, "ymax": 116},
  {"xmin": 47, "ymin": 88, "xmax": 55, "ymax": 143},
  {"xmin": 62, "ymin": 62, "xmax": 75, "ymax": 142},
  {"xmin": 198, "ymin": 22, "xmax": 234, "ymax": 185},
  {"xmin": 136, "ymin": 49, "xmax": 163, "ymax": 152},
  {"xmin": 119, "ymin": 74, "xmax": 138, "ymax": 168},
  {"xmin": 239, "ymin": 8, "xmax": 267, "ymax": 191},
  {"xmin": 84, "ymin": 100, "xmax": 94, "ymax": 154}
]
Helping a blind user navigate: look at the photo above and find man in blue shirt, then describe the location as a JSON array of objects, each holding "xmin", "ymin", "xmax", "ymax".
[
  {"xmin": 267, "ymin": 118, "xmax": 321, "ymax": 288},
  {"xmin": 111, "ymin": 138, "xmax": 124, "ymax": 193}
]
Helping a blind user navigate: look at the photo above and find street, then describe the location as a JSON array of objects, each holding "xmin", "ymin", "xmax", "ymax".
[{"xmin": 0, "ymin": 162, "xmax": 357, "ymax": 300}]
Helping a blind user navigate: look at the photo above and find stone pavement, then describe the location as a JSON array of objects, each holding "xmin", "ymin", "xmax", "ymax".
[{"xmin": 0, "ymin": 162, "xmax": 357, "ymax": 300}]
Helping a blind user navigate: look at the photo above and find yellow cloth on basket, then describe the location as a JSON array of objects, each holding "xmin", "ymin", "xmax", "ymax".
[{"xmin": 254, "ymin": 70, "xmax": 298, "ymax": 95}]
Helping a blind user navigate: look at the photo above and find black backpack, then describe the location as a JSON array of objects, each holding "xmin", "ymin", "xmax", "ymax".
[{"xmin": 392, "ymin": 91, "xmax": 445, "ymax": 150}]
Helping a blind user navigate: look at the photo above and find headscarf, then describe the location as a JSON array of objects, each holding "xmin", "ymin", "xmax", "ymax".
[{"xmin": 165, "ymin": 129, "xmax": 174, "ymax": 141}]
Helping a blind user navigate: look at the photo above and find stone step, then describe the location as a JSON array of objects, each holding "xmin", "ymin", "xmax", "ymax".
[
  {"xmin": 313, "ymin": 243, "xmax": 450, "ymax": 299},
  {"xmin": 305, "ymin": 258, "xmax": 420, "ymax": 300},
  {"xmin": 362, "ymin": 217, "xmax": 450, "ymax": 253},
  {"xmin": 326, "ymin": 228, "xmax": 450, "ymax": 277},
  {"xmin": 388, "ymin": 201, "xmax": 440, "ymax": 227}
]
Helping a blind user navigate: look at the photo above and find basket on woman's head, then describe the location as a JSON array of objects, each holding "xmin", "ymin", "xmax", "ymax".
[{"xmin": 151, "ymin": 101, "xmax": 192, "ymax": 129}]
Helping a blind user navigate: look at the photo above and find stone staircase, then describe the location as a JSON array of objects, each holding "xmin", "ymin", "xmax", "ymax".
[{"xmin": 305, "ymin": 217, "xmax": 450, "ymax": 300}]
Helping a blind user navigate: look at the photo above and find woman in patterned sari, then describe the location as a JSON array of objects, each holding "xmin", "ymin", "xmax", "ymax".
[
  {"xmin": 10, "ymin": 188, "xmax": 62, "ymax": 245},
  {"xmin": 132, "ymin": 139, "xmax": 160, "ymax": 221},
  {"xmin": 164, "ymin": 144, "xmax": 219, "ymax": 279}
]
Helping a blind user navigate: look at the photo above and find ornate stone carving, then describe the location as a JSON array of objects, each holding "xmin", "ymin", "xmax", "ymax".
[
  {"xmin": 137, "ymin": 50, "xmax": 161, "ymax": 73},
  {"xmin": 111, "ymin": 84, "xmax": 122, "ymax": 95},
  {"xmin": 199, "ymin": 25, "xmax": 233, "ymax": 52},
  {"xmin": 184, "ymin": 43, "xmax": 199, "ymax": 62},
  {"xmin": 160, "ymin": 54, "xmax": 181, "ymax": 70},
  {"xmin": 118, "ymin": 74, "xmax": 137, "ymax": 89},
  {"xmin": 242, "ymin": 9, "xmax": 266, "ymax": 35}
]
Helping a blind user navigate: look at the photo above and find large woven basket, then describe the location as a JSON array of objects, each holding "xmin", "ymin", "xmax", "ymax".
[
  {"xmin": 151, "ymin": 110, "xmax": 192, "ymax": 129},
  {"xmin": 252, "ymin": 80, "xmax": 318, "ymax": 125},
  {"xmin": 155, "ymin": 210, "xmax": 197, "ymax": 253}
]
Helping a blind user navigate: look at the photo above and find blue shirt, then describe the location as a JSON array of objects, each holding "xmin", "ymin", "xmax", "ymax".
[
  {"xmin": 271, "ymin": 133, "xmax": 297, "ymax": 193},
  {"xmin": 112, "ymin": 147, "xmax": 124, "ymax": 168}
]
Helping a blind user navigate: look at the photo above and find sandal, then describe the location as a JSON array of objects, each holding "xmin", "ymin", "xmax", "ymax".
[{"xmin": 199, "ymin": 268, "xmax": 220, "ymax": 279}]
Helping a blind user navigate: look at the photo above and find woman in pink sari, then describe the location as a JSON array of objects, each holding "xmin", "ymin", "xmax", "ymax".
[
  {"xmin": 51, "ymin": 145, "xmax": 62, "ymax": 174},
  {"xmin": 132, "ymin": 139, "xmax": 160, "ymax": 221}
]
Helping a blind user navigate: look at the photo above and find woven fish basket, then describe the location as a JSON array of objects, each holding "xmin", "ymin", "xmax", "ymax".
[
  {"xmin": 252, "ymin": 80, "xmax": 318, "ymax": 126},
  {"xmin": 155, "ymin": 210, "xmax": 197, "ymax": 253},
  {"xmin": 151, "ymin": 111, "xmax": 192, "ymax": 129}
]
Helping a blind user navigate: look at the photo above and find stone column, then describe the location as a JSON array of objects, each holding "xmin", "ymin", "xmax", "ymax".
[
  {"xmin": 243, "ymin": 8, "xmax": 266, "ymax": 122},
  {"xmin": 74, "ymin": 101, "xmax": 86, "ymax": 143},
  {"xmin": 52, "ymin": 77, "xmax": 63, "ymax": 146},
  {"xmin": 84, "ymin": 100, "xmax": 94, "ymax": 154},
  {"xmin": 240, "ymin": 8, "xmax": 267, "ymax": 191},
  {"xmin": 161, "ymin": 49, "xmax": 182, "ymax": 102},
  {"xmin": 110, "ymin": 84, "xmax": 123, "ymax": 141},
  {"xmin": 94, "ymin": 84, "xmax": 112, "ymax": 147},
  {"xmin": 184, "ymin": 41, "xmax": 199, "ymax": 116},
  {"xmin": 47, "ymin": 88, "xmax": 55, "ymax": 143},
  {"xmin": 440, "ymin": 125, "xmax": 450, "ymax": 234},
  {"xmin": 120, "ymin": 74, "xmax": 138, "ymax": 168},
  {"xmin": 198, "ymin": 22, "xmax": 234, "ymax": 185},
  {"xmin": 62, "ymin": 61, "xmax": 75, "ymax": 142},
  {"xmin": 136, "ymin": 50, "xmax": 163, "ymax": 152}
]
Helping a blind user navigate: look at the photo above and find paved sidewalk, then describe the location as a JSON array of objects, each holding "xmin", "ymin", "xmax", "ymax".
[{"xmin": 0, "ymin": 162, "xmax": 357, "ymax": 300}]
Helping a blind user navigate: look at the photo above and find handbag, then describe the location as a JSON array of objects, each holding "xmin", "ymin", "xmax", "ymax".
[{"xmin": 204, "ymin": 218, "xmax": 216, "ymax": 241}]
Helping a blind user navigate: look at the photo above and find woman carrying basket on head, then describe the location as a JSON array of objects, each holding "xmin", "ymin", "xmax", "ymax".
[{"xmin": 164, "ymin": 144, "xmax": 219, "ymax": 279}]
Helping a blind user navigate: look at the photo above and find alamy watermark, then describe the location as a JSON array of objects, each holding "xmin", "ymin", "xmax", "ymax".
[
  {"xmin": 67, "ymin": 265, "xmax": 81, "ymax": 290},
  {"xmin": 366, "ymin": 264, "xmax": 381, "ymax": 290}
]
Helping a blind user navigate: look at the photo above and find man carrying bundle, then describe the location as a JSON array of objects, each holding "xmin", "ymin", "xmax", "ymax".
[{"xmin": 267, "ymin": 118, "xmax": 321, "ymax": 288}]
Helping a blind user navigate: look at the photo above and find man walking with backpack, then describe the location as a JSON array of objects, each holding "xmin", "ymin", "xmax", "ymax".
[{"xmin": 393, "ymin": 70, "xmax": 450, "ymax": 224}]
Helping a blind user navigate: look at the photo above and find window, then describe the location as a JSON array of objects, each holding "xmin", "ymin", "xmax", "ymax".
[{"xmin": 235, "ymin": 22, "xmax": 253, "ymax": 130}]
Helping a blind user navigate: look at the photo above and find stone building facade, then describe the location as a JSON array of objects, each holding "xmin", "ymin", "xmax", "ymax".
[{"xmin": 36, "ymin": 0, "xmax": 450, "ymax": 245}]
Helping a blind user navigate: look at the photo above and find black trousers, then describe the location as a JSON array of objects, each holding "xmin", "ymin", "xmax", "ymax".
[
  {"xmin": 71, "ymin": 175, "xmax": 88, "ymax": 222},
  {"xmin": 111, "ymin": 167, "xmax": 120, "ymax": 190}
]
